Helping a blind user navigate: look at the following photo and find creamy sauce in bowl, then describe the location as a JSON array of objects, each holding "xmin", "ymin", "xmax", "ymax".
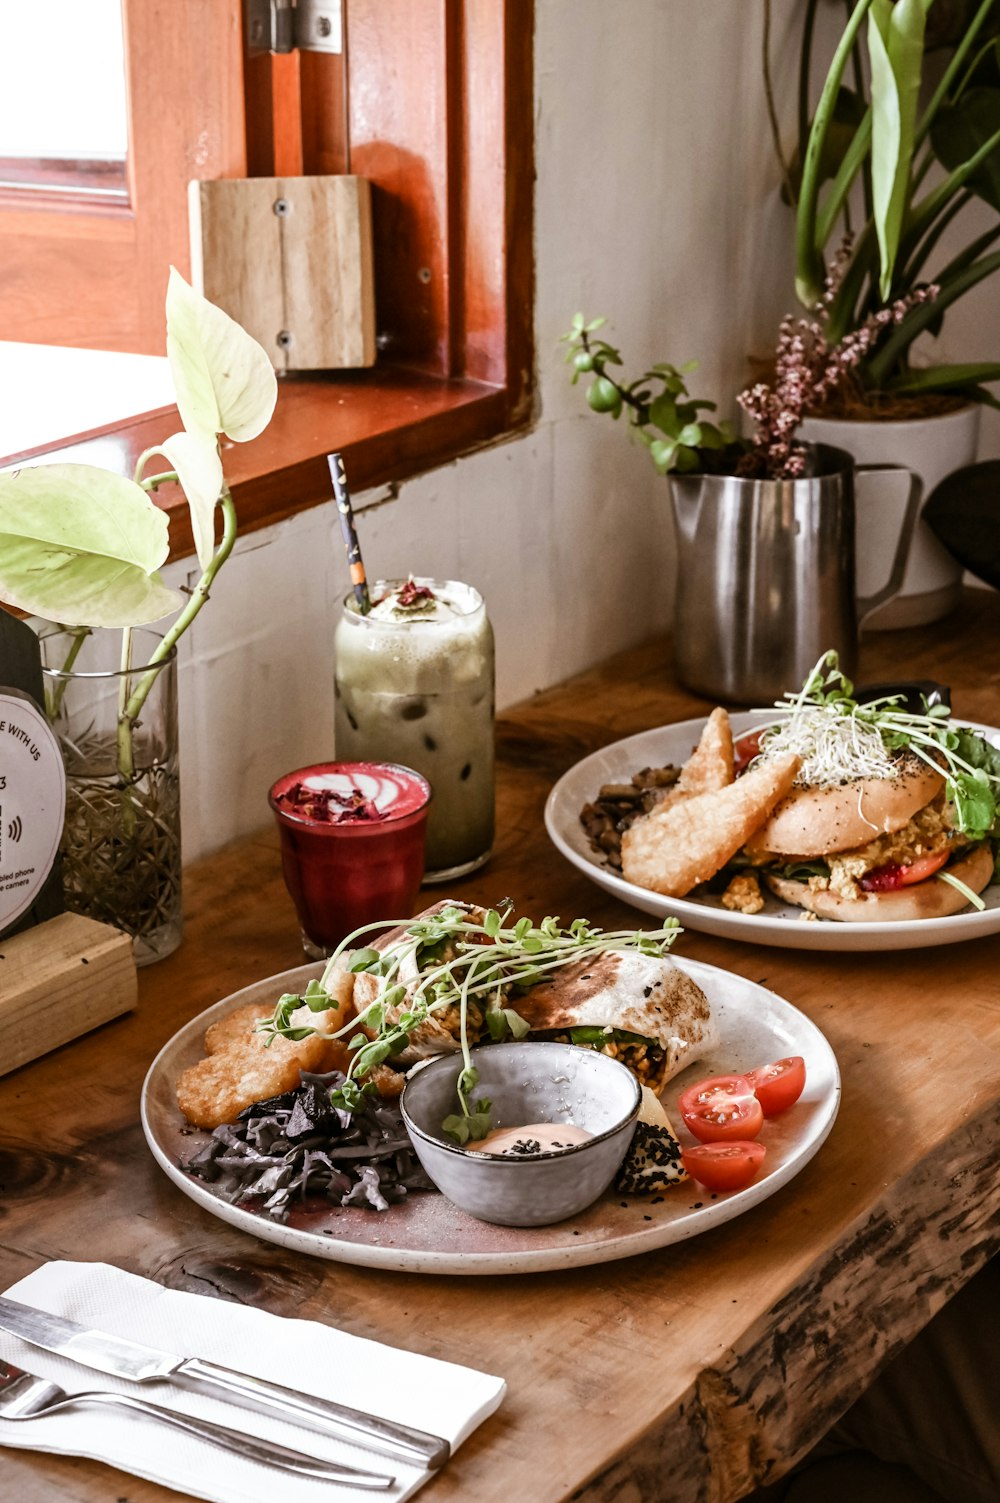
[{"xmin": 467, "ymin": 1123, "xmax": 594, "ymax": 1157}]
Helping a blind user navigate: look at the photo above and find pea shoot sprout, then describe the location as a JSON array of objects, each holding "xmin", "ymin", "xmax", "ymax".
[
  {"xmin": 258, "ymin": 904, "xmax": 682, "ymax": 1141},
  {"xmin": 750, "ymin": 652, "xmax": 1000, "ymax": 842}
]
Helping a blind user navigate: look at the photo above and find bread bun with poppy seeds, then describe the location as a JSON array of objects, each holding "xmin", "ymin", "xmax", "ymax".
[{"xmin": 745, "ymin": 755, "xmax": 945, "ymax": 858}]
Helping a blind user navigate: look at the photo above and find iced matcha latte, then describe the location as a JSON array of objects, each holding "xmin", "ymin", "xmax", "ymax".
[{"xmin": 334, "ymin": 579, "xmax": 495, "ymax": 879}]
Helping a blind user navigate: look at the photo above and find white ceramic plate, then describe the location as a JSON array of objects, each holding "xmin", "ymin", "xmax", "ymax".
[
  {"xmin": 141, "ymin": 958, "xmax": 840, "ymax": 1276},
  {"xmin": 545, "ymin": 712, "xmax": 1000, "ymax": 952}
]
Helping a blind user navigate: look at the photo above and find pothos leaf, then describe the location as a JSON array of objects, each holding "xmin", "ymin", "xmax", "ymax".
[
  {"xmin": 150, "ymin": 428, "xmax": 224, "ymax": 572},
  {"xmin": 0, "ymin": 463, "xmax": 180, "ymax": 628},
  {"xmin": 166, "ymin": 267, "xmax": 277, "ymax": 443}
]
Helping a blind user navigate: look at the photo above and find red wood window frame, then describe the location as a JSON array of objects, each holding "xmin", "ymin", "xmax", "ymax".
[{"xmin": 1, "ymin": 0, "xmax": 535, "ymax": 563}]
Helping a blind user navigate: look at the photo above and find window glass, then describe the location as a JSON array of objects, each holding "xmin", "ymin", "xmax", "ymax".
[{"xmin": 0, "ymin": 1, "xmax": 126, "ymax": 180}]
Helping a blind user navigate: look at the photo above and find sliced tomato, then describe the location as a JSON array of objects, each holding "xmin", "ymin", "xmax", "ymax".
[
  {"xmin": 745, "ymin": 1056, "xmax": 806, "ymax": 1116},
  {"xmin": 682, "ymin": 1141, "xmax": 766, "ymax": 1193},
  {"xmin": 734, "ymin": 730, "xmax": 764, "ymax": 776},
  {"xmin": 678, "ymin": 1073, "xmax": 764, "ymax": 1143},
  {"xmin": 860, "ymin": 849, "xmax": 950, "ymax": 893}
]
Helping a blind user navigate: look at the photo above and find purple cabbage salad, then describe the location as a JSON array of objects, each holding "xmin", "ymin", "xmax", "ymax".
[{"xmin": 184, "ymin": 1069, "xmax": 435, "ymax": 1221}]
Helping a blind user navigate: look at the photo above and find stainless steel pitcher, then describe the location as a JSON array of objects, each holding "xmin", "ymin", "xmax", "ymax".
[{"xmin": 669, "ymin": 444, "xmax": 922, "ymax": 703}]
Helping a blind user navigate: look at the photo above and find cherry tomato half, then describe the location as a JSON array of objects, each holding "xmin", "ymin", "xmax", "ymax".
[
  {"xmin": 682, "ymin": 1141, "xmax": 766, "ymax": 1193},
  {"xmin": 678, "ymin": 1074, "xmax": 764, "ymax": 1143},
  {"xmin": 734, "ymin": 730, "xmax": 764, "ymax": 776},
  {"xmin": 861, "ymin": 849, "xmax": 950, "ymax": 893},
  {"xmin": 744, "ymin": 1056, "xmax": 806, "ymax": 1116}
]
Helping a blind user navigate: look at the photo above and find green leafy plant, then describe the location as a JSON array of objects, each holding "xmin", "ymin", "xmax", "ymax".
[
  {"xmin": 560, "ymin": 314, "xmax": 735, "ymax": 474},
  {"xmin": 259, "ymin": 904, "xmax": 682, "ymax": 1140},
  {"xmin": 0, "ymin": 268, "xmax": 278, "ymax": 775},
  {"xmin": 563, "ymin": 291, "xmax": 937, "ymax": 480},
  {"xmin": 770, "ymin": 0, "xmax": 1000, "ymax": 410}
]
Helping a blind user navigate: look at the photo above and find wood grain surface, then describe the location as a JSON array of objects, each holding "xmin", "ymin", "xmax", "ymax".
[
  {"xmin": 0, "ymin": 913, "xmax": 136, "ymax": 1077},
  {"xmin": 1, "ymin": 589, "xmax": 998, "ymax": 1503},
  {"xmin": 191, "ymin": 176, "xmax": 376, "ymax": 371}
]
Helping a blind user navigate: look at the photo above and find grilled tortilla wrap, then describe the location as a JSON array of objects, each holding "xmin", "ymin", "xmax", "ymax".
[
  {"xmin": 353, "ymin": 903, "xmax": 718, "ymax": 1089},
  {"xmin": 510, "ymin": 950, "xmax": 718, "ymax": 1092}
]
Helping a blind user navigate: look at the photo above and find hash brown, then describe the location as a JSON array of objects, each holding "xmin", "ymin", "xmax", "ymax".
[
  {"xmin": 620, "ymin": 752, "xmax": 801, "ymax": 897},
  {"xmin": 175, "ymin": 957, "xmax": 358, "ymax": 1129}
]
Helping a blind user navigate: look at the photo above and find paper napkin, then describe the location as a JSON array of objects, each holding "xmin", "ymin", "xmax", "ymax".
[{"xmin": 0, "ymin": 1261, "xmax": 506, "ymax": 1503}]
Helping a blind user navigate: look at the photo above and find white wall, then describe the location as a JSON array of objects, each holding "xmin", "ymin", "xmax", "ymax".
[{"xmin": 172, "ymin": 0, "xmax": 1000, "ymax": 862}]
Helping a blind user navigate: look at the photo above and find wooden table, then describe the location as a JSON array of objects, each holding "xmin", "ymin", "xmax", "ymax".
[{"xmin": 2, "ymin": 589, "xmax": 999, "ymax": 1503}]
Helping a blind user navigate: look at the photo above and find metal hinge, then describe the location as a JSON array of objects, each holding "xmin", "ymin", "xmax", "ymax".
[{"xmin": 246, "ymin": 0, "xmax": 343, "ymax": 56}]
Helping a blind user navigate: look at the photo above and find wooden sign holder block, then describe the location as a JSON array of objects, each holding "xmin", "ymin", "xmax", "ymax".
[
  {"xmin": 0, "ymin": 912, "xmax": 137, "ymax": 1077},
  {"xmin": 189, "ymin": 175, "xmax": 376, "ymax": 372}
]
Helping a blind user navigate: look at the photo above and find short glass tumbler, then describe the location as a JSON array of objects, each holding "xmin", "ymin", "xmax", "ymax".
[
  {"xmin": 268, "ymin": 761, "xmax": 431, "ymax": 959},
  {"xmin": 333, "ymin": 578, "xmax": 495, "ymax": 881}
]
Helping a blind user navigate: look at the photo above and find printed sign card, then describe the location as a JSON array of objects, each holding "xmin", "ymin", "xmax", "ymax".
[{"xmin": 0, "ymin": 612, "xmax": 65, "ymax": 941}]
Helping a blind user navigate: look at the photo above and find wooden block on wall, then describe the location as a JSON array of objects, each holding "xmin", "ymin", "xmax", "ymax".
[
  {"xmin": 189, "ymin": 175, "xmax": 376, "ymax": 372},
  {"xmin": 0, "ymin": 912, "xmax": 137, "ymax": 1077}
]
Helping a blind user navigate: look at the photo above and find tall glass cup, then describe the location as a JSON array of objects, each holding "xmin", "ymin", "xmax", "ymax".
[{"xmin": 334, "ymin": 578, "xmax": 495, "ymax": 881}]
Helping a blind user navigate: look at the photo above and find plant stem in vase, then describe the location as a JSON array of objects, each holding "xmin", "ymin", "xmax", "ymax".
[{"xmin": 40, "ymin": 627, "xmax": 181, "ymax": 966}]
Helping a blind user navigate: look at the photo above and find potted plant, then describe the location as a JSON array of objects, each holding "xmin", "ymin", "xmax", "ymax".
[
  {"xmin": 765, "ymin": 0, "xmax": 1000, "ymax": 624},
  {"xmin": 561, "ymin": 294, "xmax": 927, "ymax": 702},
  {"xmin": 0, "ymin": 271, "xmax": 277, "ymax": 963}
]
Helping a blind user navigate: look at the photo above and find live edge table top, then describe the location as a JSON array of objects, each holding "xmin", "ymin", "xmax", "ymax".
[{"xmin": 2, "ymin": 588, "xmax": 998, "ymax": 1503}]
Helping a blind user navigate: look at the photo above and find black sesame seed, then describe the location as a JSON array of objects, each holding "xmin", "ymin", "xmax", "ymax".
[
  {"xmin": 693, "ymin": 1201, "xmax": 703, "ymax": 1209},
  {"xmin": 423, "ymin": 734, "xmax": 438, "ymax": 751},
  {"xmin": 643, "ymin": 1214, "xmax": 653, "ymax": 1221}
]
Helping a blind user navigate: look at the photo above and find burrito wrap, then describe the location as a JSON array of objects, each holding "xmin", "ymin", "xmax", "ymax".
[{"xmin": 510, "ymin": 950, "xmax": 718, "ymax": 1091}]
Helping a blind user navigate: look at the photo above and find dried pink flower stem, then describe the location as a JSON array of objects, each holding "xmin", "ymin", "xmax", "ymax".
[{"xmin": 738, "ymin": 244, "xmax": 939, "ymax": 480}]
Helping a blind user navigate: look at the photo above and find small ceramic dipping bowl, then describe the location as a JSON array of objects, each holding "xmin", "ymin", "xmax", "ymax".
[{"xmin": 400, "ymin": 1042, "xmax": 641, "ymax": 1227}]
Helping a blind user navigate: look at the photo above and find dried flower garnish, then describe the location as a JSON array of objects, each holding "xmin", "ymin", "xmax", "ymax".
[
  {"xmin": 278, "ymin": 783, "xmax": 385, "ymax": 824},
  {"xmin": 737, "ymin": 239, "xmax": 939, "ymax": 480},
  {"xmin": 395, "ymin": 578, "xmax": 437, "ymax": 609}
]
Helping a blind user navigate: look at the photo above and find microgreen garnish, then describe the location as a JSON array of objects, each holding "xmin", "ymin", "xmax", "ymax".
[
  {"xmin": 258, "ymin": 905, "xmax": 682, "ymax": 1139},
  {"xmin": 751, "ymin": 651, "xmax": 1000, "ymax": 843}
]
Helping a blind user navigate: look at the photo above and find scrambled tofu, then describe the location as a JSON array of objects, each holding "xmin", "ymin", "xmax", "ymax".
[
  {"xmin": 806, "ymin": 798, "xmax": 959, "ymax": 901},
  {"xmin": 721, "ymin": 871, "xmax": 765, "ymax": 914}
]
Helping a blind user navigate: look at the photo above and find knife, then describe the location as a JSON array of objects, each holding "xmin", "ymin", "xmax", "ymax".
[{"xmin": 0, "ymin": 1296, "xmax": 450, "ymax": 1470}]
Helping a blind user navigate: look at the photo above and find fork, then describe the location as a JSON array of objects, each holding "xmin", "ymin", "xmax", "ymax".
[{"xmin": 0, "ymin": 1361, "xmax": 394, "ymax": 1488}]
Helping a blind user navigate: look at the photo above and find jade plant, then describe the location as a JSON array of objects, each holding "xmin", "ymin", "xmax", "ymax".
[
  {"xmin": 0, "ymin": 268, "xmax": 277, "ymax": 769},
  {"xmin": 560, "ymin": 314, "xmax": 735, "ymax": 475}
]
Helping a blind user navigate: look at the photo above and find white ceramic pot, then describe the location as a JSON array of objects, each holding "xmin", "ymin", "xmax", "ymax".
[{"xmin": 798, "ymin": 405, "xmax": 980, "ymax": 630}]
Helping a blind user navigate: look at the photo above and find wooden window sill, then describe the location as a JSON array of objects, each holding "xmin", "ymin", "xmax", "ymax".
[{"xmin": 5, "ymin": 365, "xmax": 530, "ymax": 562}]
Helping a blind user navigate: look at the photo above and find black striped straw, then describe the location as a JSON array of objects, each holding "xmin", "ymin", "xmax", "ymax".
[{"xmin": 328, "ymin": 451, "xmax": 371, "ymax": 615}]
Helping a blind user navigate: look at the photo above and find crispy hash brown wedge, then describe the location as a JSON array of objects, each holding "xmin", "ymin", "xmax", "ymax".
[
  {"xmin": 674, "ymin": 706, "xmax": 734, "ymax": 799},
  {"xmin": 176, "ymin": 959, "xmax": 357, "ymax": 1129},
  {"xmin": 648, "ymin": 707, "xmax": 736, "ymax": 818},
  {"xmin": 620, "ymin": 751, "xmax": 801, "ymax": 898}
]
